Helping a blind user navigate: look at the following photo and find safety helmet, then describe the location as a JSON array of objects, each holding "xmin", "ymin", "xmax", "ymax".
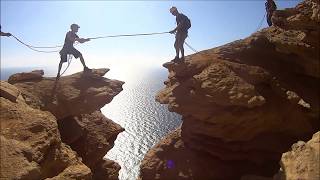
[
  {"xmin": 70, "ymin": 24, "xmax": 80, "ymax": 29},
  {"xmin": 170, "ymin": 6, "xmax": 177, "ymax": 13}
]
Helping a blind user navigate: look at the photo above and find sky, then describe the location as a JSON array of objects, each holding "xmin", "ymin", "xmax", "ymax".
[{"xmin": 1, "ymin": 0, "xmax": 302, "ymax": 75}]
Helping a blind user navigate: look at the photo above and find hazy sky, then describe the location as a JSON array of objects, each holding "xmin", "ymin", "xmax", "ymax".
[{"xmin": 1, "ymin": 0, "xmax": 302, "ymax": 72}]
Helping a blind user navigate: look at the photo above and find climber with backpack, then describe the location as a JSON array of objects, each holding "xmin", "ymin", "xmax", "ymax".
[
  {"xmin": 169, "ymin": 6, "xmax": 191, "ymax": 62},
  {"xmin": 265, "ymin": 0, "xmax": 277, "ymax": 26}
]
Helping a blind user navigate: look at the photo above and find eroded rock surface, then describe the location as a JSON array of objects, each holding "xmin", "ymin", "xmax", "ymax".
[
  {"xmin": 140, "ymin": 0, "xmax": 319, "ymax": 179},
  {"xmin": 0, "ymin": 97, "xmax": 91, "ymax": 179},
  {"xmin": 8, "ymin": 69, "xmax": 44, "ymax": 84},
  {"xmin": 1, "ymin": 68, "xmax": 124, "ymax": 179},
  {"xmin": 275, "ymin": 131, "xmax": 320, "ymax": 180},
  {"xmin": 58, "ymin": 111, "xmax": 124, "ymax": 168},
  {"xmin": 11, "ymin": 68, "xmax": 124, "ymax": 119}
]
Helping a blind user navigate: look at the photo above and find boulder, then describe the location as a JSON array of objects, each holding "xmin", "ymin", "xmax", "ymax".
[
  {"xmin": 0, "ymin": 81, "xmax": 23, "ymax": 102},
  {"xmin": 8, "ymin": 70, "xmax": 44, "ymax": 84}
]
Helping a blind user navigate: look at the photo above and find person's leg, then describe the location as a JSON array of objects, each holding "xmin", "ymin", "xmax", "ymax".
[
  {"xmin": 79, "ymin": 55, "xmax": 92, "ymax": 71},
  {"xmin": 57, "ymin": 53, "xmax": 67, "ymax": 79},
  {"xmin": 79, "ymin": 55, "xmax": 87, "ymax": 68},
  {"xmin": 177, "ymin": 32, "xmax": 187, "ymax": 60},
  {"xmin": 180, "ymin": 45, "xmax": 184, "ymax": 59},
  {"xmin": 72, "ymin": 48, "xmax": 90, "ymax": 71},
  {"xmin": 174, "ymin": 38, "xmax": 180, "ymax": 59},
  {"xmin": 180, "ymin": 33, "xmax": 187, "ymax": 59},
  {"xmin": 267, "ymin": 12, "xmax": 272, "ymax": 26},
  {"xmin": 56, "ymin": 61, "xmax": 63, "ymax": 79}
]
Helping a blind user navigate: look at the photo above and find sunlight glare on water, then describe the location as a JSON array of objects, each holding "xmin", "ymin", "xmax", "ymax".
[{"xmin": 101, "ymin": 59, "xmax": 181, "ymax": 180}]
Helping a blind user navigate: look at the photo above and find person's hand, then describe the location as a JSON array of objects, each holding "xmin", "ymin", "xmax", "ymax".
[
  {"xmin": 6, "ymin": 33, "xmax": 12, "ymax": 37},
  {"xmin": 85, "ymin": 38, "xmax": 90, "ymax": 42},
  {"xmin": 78, "ymin": 38, "xmax": 88, "ymax": 43},
  {"xmin": 169, "ymin": 30, "xmax": 176, "ymax": 34}
]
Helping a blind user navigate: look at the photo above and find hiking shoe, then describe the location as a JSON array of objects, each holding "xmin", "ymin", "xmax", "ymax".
[
  {"xmin": 172, "ymin": 56, "xmax": 180, "ymax": 62},
  {"xmin": 180, "ymin": 57, "xmax": 185, "ymax": 61},
  {"xmin": 84, "ymin": 67, "xmax": 92, "ymax": 72}
]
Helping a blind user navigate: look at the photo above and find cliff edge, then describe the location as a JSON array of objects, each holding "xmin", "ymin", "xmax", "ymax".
[
  {"xmin": 1, "ymin": 68, "xmax": 124, "ymax": 179},
  {"xmin": 140, "ymin": 0, "xmax": 319, "ymax": 179}
]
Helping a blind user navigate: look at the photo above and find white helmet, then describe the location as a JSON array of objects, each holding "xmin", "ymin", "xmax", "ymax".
[{"xmin": 170, "ymin": 6, "xmax": 177, "ymax": 13}]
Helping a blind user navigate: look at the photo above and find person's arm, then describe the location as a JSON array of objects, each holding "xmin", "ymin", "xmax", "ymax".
[
  {"xmin": 170, "ymin": 21, "xmax": 185, "ymax": 33},
  {"xmin": 76, "ymin": 38, "xmax": 90, "ymax": 43},
  {"xmin": 67, "ymin": 32, "xmax": 89, "ymax": 43},
  {"xmin": 75, "ymin": 34, "xmax": 90, "ymax": 43},
  {"xmin": 169, "ymin": 15, "xmax": 186, "ymax": 34},
  {"xmin": 0, "ymin": 32, "xmax": 11, "ymax": 37}
]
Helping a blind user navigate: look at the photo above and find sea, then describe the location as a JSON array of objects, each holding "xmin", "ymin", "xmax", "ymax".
[{"xmin": 1, "ymin": 65, "xmax": 182, "ymax": 180}]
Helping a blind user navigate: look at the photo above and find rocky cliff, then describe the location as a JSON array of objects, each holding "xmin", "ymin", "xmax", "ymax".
[
  {"xmin": 140, "ymin": 0, "xmax": 320, "ymax": 179},
  {"xmin": 1, "ymin": 68, "xmax": 124, "ymax": 179}
]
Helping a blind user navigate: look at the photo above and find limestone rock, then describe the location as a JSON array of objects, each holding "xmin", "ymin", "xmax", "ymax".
[
  {"xmin": 12, "ymin": 68, "xmax": 124, "ymax": 119},
  {"xmin": 1, "ymin": 68, "xmax": 124, "ymax": 179},
  {"xmin": 275, "ymin": 131, "xmax": 320, "ymax": 180},
  {"xmin": 0, "ymin": 97, "xmax": 90, "ymax": 179},
  {"xmin": 144, "ymin": 0, "xmax": 320, "ymax": 179},
  {"xmin": 140, "ymin": 129, "xmax": 277, "ymax": 180},
  {"xmin": 0, "ymin": 80, "xmax": 23, "ymax": 103},
  {"xmin": 8, "ymin": 69, "xmax": 44, "ymax": 84},
  {"xmin": 46, "ymin": 163, "xmax": 92, "ymax": 180},
  {"xmin": 58, "ymin": 111, "xmax": 124, "ymax": 168},
  {"xmin": 92, "ymin": 159, "xmax": 121, "ymax": 180}
]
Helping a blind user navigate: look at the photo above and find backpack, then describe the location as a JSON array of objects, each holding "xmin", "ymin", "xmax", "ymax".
[
  {"xmin": 178, "ymin": 14, "xmax": 191, "ymax": 31},
  {"xmin": 185, "ymin": 17, "xmax": 191, "ymax": 30},
  {"xmin": 182, "ymin": 14, "xmax": 191, "ymax": 30}
]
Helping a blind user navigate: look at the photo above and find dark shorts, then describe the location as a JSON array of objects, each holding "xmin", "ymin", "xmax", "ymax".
[
  {"xmin": 175, "ymin": 31, "xmax": 188, "ymax": 44},
  {"xmin": 59, "ymin": 47, "xmax": 82, "ymax": 63}
]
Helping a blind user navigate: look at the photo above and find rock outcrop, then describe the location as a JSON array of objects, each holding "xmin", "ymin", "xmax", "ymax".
[
  {"xmin": 8, "ymin": 69, "xmax": 44, "ymax": 84},
  {"xmin": 275, "ymin": 131, "xmax": 320, "ymax": 180},
  {"xmin": 140, "ymin": 0, "xmax": 319, "ymax": 179},
  {"xmin": 1, "ymin": 68, "xmax": 124, "ymax": 179}
]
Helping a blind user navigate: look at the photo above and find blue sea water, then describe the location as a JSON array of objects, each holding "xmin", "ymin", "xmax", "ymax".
[
  {"xmin": 102, "ymin": 67, "xmax": 181, "ymax": 180},
  {"xmin": 1, "ymin": 66, "xmax": 181, "ymax": 180}
]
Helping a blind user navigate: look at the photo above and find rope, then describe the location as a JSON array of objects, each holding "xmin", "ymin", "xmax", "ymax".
[
  {"xmin": 11, "ymin": 35, "xmax": 60, "ymax": 53},
  {"xmin": 88, "ymin": 31, "xmax": 169, "ymax": 40},
  {"xmin": 59, "ymin": 55, "xmax": 73, "ymax": 76},
  {"xmin": 11, "ymin": 31, "xmax": 170, "ymax": 53},
  {"xmin": 184, "ymin": 41, "xmax": 199, "ymax": 53},
  {"xmin": 254, "ymin": 12, "xmax": 267, "ymax": 32}
]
